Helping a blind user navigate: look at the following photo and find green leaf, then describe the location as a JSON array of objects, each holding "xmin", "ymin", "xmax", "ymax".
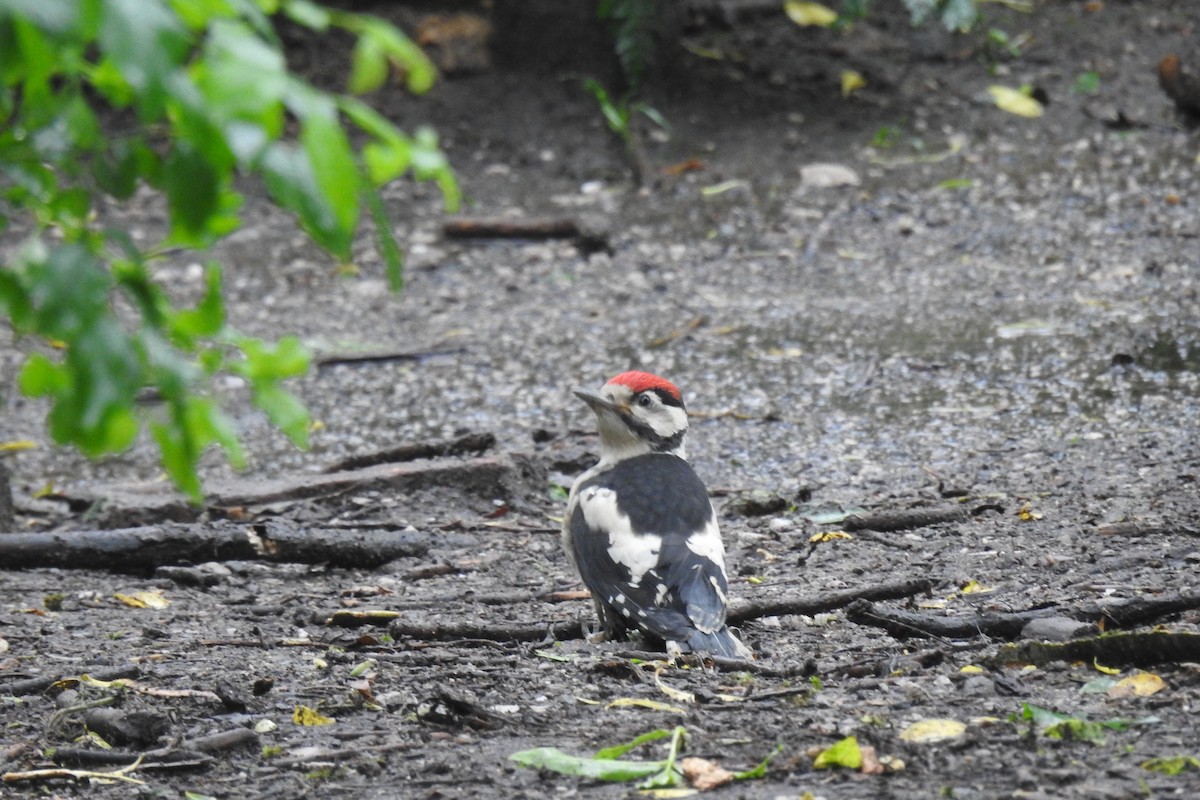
[
  {"xmin": 18, "ymin": 353, "xmax": 70, "ymax": 396},
  {"xmin": 93, "ymin": 138, "xmax": 144, "ymax": 199},
  {"xmin": 97, "ymin": 0, "xmax": 190, "ymax": 118},
  {"xmin": 261, "ymin": 139, "xmax": 349, "ymax": 260},
  {"xmin": 151, "ymin": 419, "xmax": 203, "ymax": 501},
  {"xmin": 1142, "ymin": 756, "xmax": 1200, "ymax": 776},
  {"xmin": 170, "ymin": 263, "xmax": 225, "ymax": 339},
  {"xmin": 594, "ymin": 728, "xmax": 673, "ymax": 760},
  {"xmin": 282, "ymin": 0, "xmax": 331, "ymax": 30},
  {"xmin": 252, "ymin": 384, "xmax": 309, "ymax": 448},
  {"xmin": 300, "ymin": 108, "xmax": 360, "ymax": 255},
  {"xmin": 348, "ymin": 29, "xmax": 388, "ymax": 94},
  {"xmin": 348, "ymin": 16, "xmax": 434, "ymax": 94},
  {"xmin": 197, "ymin": 17, "xmax": 287, "ymax": 134},
  {"xmin": 363, "ymin": 185, "xmax": 403, "ymax": 291},
  {"xmin": 509, "ymin": 748, "xmax": 667, "ymax": 782},
  {"xmin": 733, "ymin": 744, "xmax": 782, "ymax": 780},
  {"xmin": 813, "ymin": 736, "xmax": 862, "ymax": 770},
  {"xmin": 188, "ymin": 396, "xmax": 246, "ymax": 469},
  {"xmin": 164, "ymin": 144, "xmax": 221, "ymax": 243}
]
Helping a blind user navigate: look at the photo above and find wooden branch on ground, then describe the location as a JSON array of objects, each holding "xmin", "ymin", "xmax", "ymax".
[
  {"xmin": 0, "ymin": 519, "xmax": 430, "ymax": 571},
  {"xmin": 314, "ymin": 347, "xmax": 466, "ymax": 369},
  {"xmin": 844, "ymin": 507, "xmax": 970, "ymax": 533},
  {"xmin": 844, "ymin": 599, "xmax": 1054, "ymax": 641},
  {"xmin": 2, "ymin": 665, "xmax": 141, "ymax": 698},
  {"xmin": 443, "ymin": 216, "xmax": 582, "ymax": 240},
  {"xmin": 39, "ymin": 455, "xmax": 516, "ymax": 529},
  {"xmin": 726, "ymin": 579, "xmax": 933, "ymax": 625},
  {"xmin": 388, "ymin": 617, "xmax": 584, "ymax": 643},
  {"xmin": 442, "ymin": 216, "xmax": 610, "ymax": 255},
  {"xmin": 51, "ymin": 728, "xmax": 258, "ymax": 770},
  {"xmin": 844, "ymin": 592, "xmax": 1200, "ymax": 642},
  {"xmin": 323, "ymin": 432, "xmax": 495, "ymax": 473},
  {"xmin": 990, "ymin": 631, "xmax": 1200, "ymax": 669}
]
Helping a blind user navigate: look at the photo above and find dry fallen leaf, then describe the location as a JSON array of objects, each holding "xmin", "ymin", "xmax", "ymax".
[
  {"xmin": 988, "ymin": 85, "xmax": 1044, "ymax": 118},
  {"xmin": 841, "ymin": 70, "xmax": 866, "ymax": 97},
  {"xmin": 114, "ymin": 590, "xmax": 170, "ymax": 610},
  {"xmin": 292, "ymin": 705, "xmax": 335, "ymax": 726},
  {"xmin": 784, "ymin": 1, "xmax": 838, "ymax": 27},
  {"xmin": 681, "ymin": 757, "xmax": 735, "ymax": 790},
  {"xmin": 899, "ymin": 718, "xmax": 966, "ymax": 743},
  {"xmin": 1108, "ymin": 672, "xmax": 1166, "ymax": 698}
]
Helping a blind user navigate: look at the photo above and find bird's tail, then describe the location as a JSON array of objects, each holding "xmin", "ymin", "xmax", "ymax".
[{"xmin": 685, "ymin": 626, "xmax": 752, "ymax": 659}]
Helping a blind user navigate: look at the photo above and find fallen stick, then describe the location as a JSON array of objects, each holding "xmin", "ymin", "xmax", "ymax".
[
  {"xmin": 726, "ymin": 579, "xmax": 933, "ymax": 625},
  {"xmin": 845, "ymin": 592, "xmax": 1200, "ymax": 641},
  {"xmin": 323, "ymin": 432, "xmax": 495, "ymax": 473},
  {"xmin": 443, "ymin": 216, "xmax": 583, "ymax": 240},
  {"xmin": 53, "ymin": 747, "xmax": 211, "ymax": 769},
  {"xmin": 315, "ymin": 347, "xmax": 466, "ymax": 369},
  {"xmin": 2, "ymin": 665, "xmax": 141, "ymax": 698},
  {"xmin": 843, "ymin": 599, "xmax": 1054, "ymax": 640},
  {"xmin": 844, "ymin": 507, "xmax": 969, "ymax": 533},
  {"xmin": 990, "ymin": 631, "xmax": 1200, "ymax": 669},
  {"xmin": 442, "ymin": 216, "xmax": 610, "ymax": 254},
  {"xmin": 41, "ymin": 455, "xmax": 516, "ymax": 529},
  {"xmin": 387, "ymin": 617, "xmax": 584, "ymax": 643},
  {"xmin": 3, "ymin": 757, "xmax": 145, "ymax": 786},
  {"xmin": 0, "ymin": 519, "xmax": 429, "ymax": 571}
]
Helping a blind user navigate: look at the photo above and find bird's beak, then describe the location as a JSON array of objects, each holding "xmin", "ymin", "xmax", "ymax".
[{"xmin": 573, "ymin": 389, "xmax": 625, "ymax": 415}]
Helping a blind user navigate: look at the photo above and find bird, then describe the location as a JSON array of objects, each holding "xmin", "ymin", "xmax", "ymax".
[{"xmin": 562, "ymin": 370, "xmax": 752, "ymax": 659}]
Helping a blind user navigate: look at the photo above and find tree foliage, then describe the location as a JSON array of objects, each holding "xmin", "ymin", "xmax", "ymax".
[{"xmin": 0, "ymin": 0, "xmax": 459, "ymax": 500}]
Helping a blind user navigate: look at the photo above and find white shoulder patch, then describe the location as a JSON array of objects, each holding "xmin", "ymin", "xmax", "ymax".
[
  {"xmin": 685, "ymin": 517, "xmax": 728, "ymax": 579},
  {"xmin": 580, "ymin": 486, "xmax": 662, "ymax": 588}
]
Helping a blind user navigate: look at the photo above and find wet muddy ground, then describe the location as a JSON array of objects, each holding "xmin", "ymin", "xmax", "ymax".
[{"xmin": 3, "ymin": 1, "xmax": 1200, "ymax": 797}]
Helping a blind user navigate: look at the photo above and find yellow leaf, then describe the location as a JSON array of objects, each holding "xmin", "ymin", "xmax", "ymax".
[
  {"xmin": 988, "ymin": 85, "xmax": 1044, "ymax": 118},
  {"xmin": 653, "ymin": 667, "xmax": 696, "ymax": 704},
  {"xmin": 293, "ymin": 705, "xmax": 335, "ymax": 726},
  {"xmin": 809, "ymin": 531, "xmax": 853, "ymax": 543},
  {"xmin": 606, "ymin": 697, "xmax": 687, "ymax": 715},
  {"xmin": 79, "ymin": 674, "xmax": 132, "ymax": 689},
  {"xmin": 898, "ymin": 719, "xmax": 966, "ymax": 743},
  {"xmin": 813, "ymin": 736, "xmax": 861, "ymax": 769},
  {"xmin": 114, "ymin": 590, "xmax": 170, "ymax": 610},
  {"xmin": 959, "ymin": 665, "xmax": 985, "ymax": 674},
  {"xmin": 1017, "ymin": 504, "xmax": 1043, "ymax": 521},
  {"xmin": 0, "ymin": 440, "xmax": 37, "ymax": 453},
  {"xmin": 960, "ymin": 580, "xmax": 993, "ymax": 594},
  {"xmin": 1093, "ymin": 658, "xmax": 1121, "ymax": 675},
  {"xmin": 1109, "ymin": 672, "xmax": 1166, "ymax": 698},
  {"xmin": 841, "ymin": 70, "xmax": 866, "ymax": 97},
  {"xmin": 785, "ymin": 1, "xmax": 838, "ymax": 27}
]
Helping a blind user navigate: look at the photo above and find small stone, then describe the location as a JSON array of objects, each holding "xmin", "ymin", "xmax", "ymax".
[{"xmin": 1020, "ymin": 616, "xmax": 1095, "ymax": 641}]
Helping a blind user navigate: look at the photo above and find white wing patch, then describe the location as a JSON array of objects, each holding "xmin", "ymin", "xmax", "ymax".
[
  {"xmin": 579, "ymin": 486, "xmax": 662, "ymax": 587},
  {"xmin": 685, "ymin": 517, "xmax": 728, "ymax": 579}
]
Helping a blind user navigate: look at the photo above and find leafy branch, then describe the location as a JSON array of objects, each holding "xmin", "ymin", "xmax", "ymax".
[{"xmin": 0, "ymin": 0, "xmax": 458, "ymax": 500}]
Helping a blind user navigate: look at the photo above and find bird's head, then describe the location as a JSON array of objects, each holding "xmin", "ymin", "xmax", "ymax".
[{"xmin": 574, "ymin": 371, "xmax": 689, "ymax": 463}]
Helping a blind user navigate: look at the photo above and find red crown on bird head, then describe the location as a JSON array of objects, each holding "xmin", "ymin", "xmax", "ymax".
[{"xmin": 606, "ymin": 371, "xmax": 683, "ymax": 404}]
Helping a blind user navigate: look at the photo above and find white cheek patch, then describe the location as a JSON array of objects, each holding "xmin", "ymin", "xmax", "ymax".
[
  {"xmin": 580, "ymin": 486, "xmax": 662, "ymax": 587},
  {"xmin": 644, "ymin": 405, "xmax": 688, "ymax": 439},
  {"xmin": 685, "ymin": 518, "xmax": 728, "ymax": 578}
]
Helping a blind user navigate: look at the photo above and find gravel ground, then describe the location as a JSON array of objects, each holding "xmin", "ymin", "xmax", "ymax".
[{"xmin": 3, "ymin": 1, "xmax": 1200, "ymax": 797}]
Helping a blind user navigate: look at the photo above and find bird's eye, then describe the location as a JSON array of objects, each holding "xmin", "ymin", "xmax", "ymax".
[{"xmin": 637, "ymin": 393, "xmax": 654, "ymax": 407}]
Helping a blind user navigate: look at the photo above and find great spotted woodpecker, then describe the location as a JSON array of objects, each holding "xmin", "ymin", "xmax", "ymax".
[{"xmin": 562, "ymin": 371, "xmax": 751, "ymax": 659}]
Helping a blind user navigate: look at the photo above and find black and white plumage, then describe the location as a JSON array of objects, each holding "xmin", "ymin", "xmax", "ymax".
[{"xmin": 562, "ymin": 371, "xmax": 751, "ymax": 659}]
